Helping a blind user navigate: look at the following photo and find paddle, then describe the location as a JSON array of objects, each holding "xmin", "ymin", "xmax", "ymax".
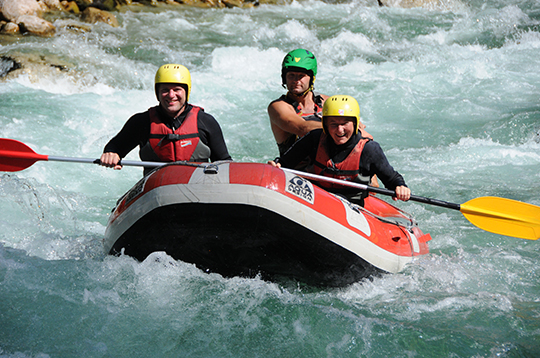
[
  {"xmin": 282, "ymin": 168, "xmax": 540, "ymax": 241},
  {"xmin": 2, "ymin": 138, "xmax": 539, "ymax": 240},
  {"xmin": 0, "ymin": 138, "xmax": 163, "ymax": 172}
]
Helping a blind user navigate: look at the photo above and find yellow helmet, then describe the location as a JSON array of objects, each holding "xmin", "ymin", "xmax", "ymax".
[
  {"xmin": 154, "ymin": 64, "xmax": 192, "ymax": 101},
  {"xmin": 322, "ymin": 95, "xmax": 360, "ymax": 134}
]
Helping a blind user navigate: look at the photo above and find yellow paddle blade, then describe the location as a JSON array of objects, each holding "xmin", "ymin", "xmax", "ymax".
[{"xmin": 460, "ymin": 196, "xmax": 540, "ymax": 240}]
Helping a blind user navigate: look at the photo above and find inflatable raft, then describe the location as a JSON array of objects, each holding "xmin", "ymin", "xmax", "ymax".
[{"xmin": 104, "ymin": 162, "xmax": 431, "ymax": 286}]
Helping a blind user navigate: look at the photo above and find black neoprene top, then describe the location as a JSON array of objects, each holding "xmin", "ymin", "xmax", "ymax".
[{"xmin": 103, "ymin": 104, "xmax": 232, "ymax": 162}]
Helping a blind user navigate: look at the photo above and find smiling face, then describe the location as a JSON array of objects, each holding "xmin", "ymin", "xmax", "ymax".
[
  {"xmin": 325, "ymin": 116, "xmax": 356, "ymax": 145},
  {"xmin": 157, "ymin": 83, "xmax": 187, "ymax": 118}
]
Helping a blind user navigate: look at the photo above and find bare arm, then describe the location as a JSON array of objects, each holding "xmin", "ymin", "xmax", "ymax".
[{"xmin": 268, "ymin": 101, "xmax": 322, "ymax": 144}]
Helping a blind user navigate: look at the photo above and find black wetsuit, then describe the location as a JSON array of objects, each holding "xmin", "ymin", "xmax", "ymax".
[
  {"xmin": 278, "ymin": 129, "xmax": 406, "ymax": 205},
  {"xmin": 103, "ymin": 104, "xmax": 232, "ymax": 172}
]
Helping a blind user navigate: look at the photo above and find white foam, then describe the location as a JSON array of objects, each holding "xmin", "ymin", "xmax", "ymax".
[{"xmin": 13, "ymin": 73, "xmax": 115, "ymax": 96}]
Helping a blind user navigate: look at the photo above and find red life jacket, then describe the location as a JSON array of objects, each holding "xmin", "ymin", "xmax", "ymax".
[
  {"xmin": 146, "ymin": 105, "xmax": 202, "ymax": 162},
  {"xmin": 308, "ymin": 133, "xmax": 371, "ymax": 190}
]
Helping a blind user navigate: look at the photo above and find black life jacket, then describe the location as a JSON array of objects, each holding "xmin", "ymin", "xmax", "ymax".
[
  {"xmin": 279, "ymin": 92, "xmax": 324, "ymax": 122},
  {"xmin": 276, "ymin": 92, "xmax": 324, "ymax": 157}
]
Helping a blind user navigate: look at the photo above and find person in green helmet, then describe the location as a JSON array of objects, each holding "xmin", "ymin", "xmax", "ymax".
[
  {"xmin": 100, "ymin": 64, "xmax": 231, "ymax": 176},
  {"xmin": 269, "ymin": 95, "xmax": 408, "ymax": 206},
  {"xmin": 267, "ymin": 49, "xmax": 329, "ymax": 158}
]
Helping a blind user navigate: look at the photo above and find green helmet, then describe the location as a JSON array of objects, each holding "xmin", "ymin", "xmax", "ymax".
[{"xmin": 281, "ymin": 49, "xmax": 318, "ymax": 87}]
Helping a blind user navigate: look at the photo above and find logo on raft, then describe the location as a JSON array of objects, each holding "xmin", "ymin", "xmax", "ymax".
[{"xmin": 285, "ymin": 174, "xmax": 315, "ymax": 204}]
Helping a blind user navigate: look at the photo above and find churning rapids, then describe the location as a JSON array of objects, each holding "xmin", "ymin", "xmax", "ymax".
[{"xmin": 1, "ymin": 0, "xmax": 539, "ymax": 357}]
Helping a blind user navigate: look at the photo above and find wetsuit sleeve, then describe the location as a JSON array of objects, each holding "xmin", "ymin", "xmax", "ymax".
[
  {"xmin": 197, "ymin": 112, "xmax": 232, "ymax": 161},
  {"xmin": 278, "ymin": 129, "xmax": 322, "ymax": 168},
  {"xmin": 103, "ymin": 112, "xmax": 150, "ymax": 158},
  {"xmin": 360, "ymin": 141, "xmax": 406, "ymax": 190}
]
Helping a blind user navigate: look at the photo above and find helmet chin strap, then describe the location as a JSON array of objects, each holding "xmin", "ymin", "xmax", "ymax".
[{"xmin": 287, "ymin": 89, "xmax": 311, "ymax": 99}]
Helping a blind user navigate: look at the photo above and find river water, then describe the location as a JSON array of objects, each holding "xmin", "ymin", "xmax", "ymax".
[{"xmin": 1, "ymin": 0, "xmax": 539, "ymax": 357}]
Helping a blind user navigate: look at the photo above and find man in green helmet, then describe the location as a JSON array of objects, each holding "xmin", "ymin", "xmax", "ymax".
[{"xmin": 268, "ymin": 49, "xmax": 329, "ymax": 158}]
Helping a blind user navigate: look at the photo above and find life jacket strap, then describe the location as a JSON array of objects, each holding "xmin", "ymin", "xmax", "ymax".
[{"xmin": 149, "ymin": 133, "xmax": 199, "ymax": 146}]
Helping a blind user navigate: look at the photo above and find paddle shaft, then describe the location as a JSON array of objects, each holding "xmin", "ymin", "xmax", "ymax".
[
  {"xmin": 47, "ymin": 155, "xmax": 164, "ymax": 168},
  {"xmin": 282, "ymin": 168, "xmax": 461, "ymax": 210}
]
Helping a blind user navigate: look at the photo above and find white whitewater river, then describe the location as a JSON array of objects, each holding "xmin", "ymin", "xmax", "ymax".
[{"xmin": 1, "ymin": 1, "xmax": 539, "ymax": 356}]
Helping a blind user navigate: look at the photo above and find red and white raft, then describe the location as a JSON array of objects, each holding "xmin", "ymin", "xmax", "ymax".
[{"xmin": 104, "ymin": 162, "xmax": 431, "ymax": 286}]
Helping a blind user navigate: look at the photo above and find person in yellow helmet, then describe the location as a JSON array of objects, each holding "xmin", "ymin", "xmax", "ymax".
[
  {"xmin": 100, "ymin": 64, "xmax": 231, "ymax": 175},
  {"xmin": 267, "ymin": 49, "xmax": 371, "ymax": 159},
  {"xmin": 269, "ymin": 95, "xmax": 409, "ymax": 206}
]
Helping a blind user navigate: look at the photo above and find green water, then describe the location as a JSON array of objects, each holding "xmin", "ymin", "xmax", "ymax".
[{"xmin": 1, "ymin": 0, "xmax": 540, "ymax": 356}]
